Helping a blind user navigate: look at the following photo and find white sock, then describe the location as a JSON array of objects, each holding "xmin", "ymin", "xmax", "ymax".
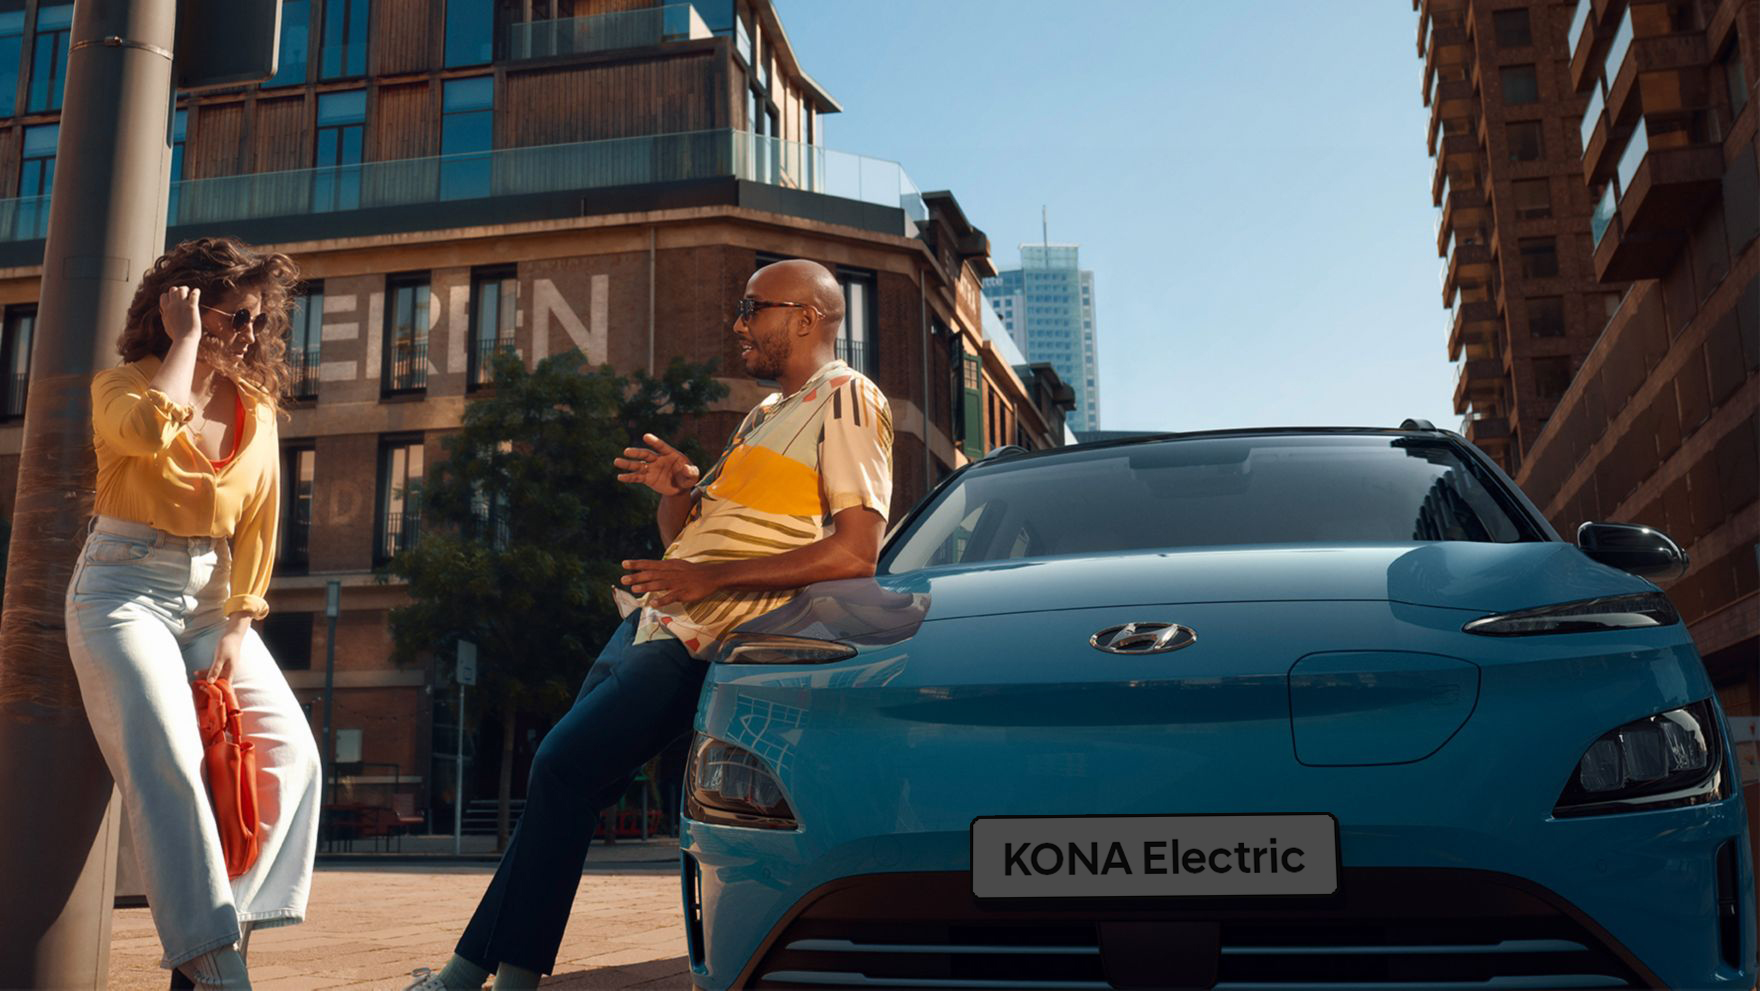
[{"xmin": 181, "ymin": 945, "xmax": 252, "ymax": 990}]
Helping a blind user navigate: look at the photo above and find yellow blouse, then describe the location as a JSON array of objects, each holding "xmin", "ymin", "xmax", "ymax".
[{"xmin": 89, "ymin": 356, "xmax": 280, "ymax": 620}]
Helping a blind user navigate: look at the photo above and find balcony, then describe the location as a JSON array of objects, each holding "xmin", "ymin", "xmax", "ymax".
[
  {"xmin": 1437, "ymin": 180, "xmax": 1487, "ymax": 257},
  {"xmin": 0, "ymin": 131, "xmax": 930, "ymax": 252},
  {"xmin": 1465, "ymin": 412, "xmax": 1512, "ymax": 447},
  {"xmin": 1569, "ymin": 0, "xmax": 1619, "ymax": 92},
  {"xmin": 288, "ymin": 347, "xmax": 320, "ymax": 400},
  {"xmin": 1594, "ymin": 127, "xmax": 1723, "ymax": 281},
  {"xmin": 1423, "ymin": 22, "xmax": 1470, "ymax": 103},
  {"xmin": 1431, "ymin": 133, "xmax": 1479, "ymax": 203},
  {"xmin": 1442, "ymin": 241, "xmax": 1492, "ymax": 306},
  {"xmin": 508, "ymin": 3, "xmax": 710, "ymax": 61},
  {"xmin": 1447, "ymin": 299, "xmax": 1500, "ymax": 362},
  {"xmin": 1604, "ymin": 33, "xmax": 1711, "ymax": 147},
  {"xmin": 1427, "ymin": 78, "xmax": 1474, "ymax": 154},
  {"xmin": 1452, "ymin": 358, "xmax": 1504, "ymax": 415},
  {"xmin": 380, "ymin": 511, "xmax": 420, "ymax": 562},
  {"xmin": 470, "ymin": 335, "xmax": 519, "ymax": 389},
  {"xmin": 386, "ymin": 339, "xmax": 429, "ymax": 393}
]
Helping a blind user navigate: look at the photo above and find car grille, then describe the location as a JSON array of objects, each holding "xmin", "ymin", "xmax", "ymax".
[{"xmin": 742, "ymin": 869, "xmax": 1651, "ymax": 990}]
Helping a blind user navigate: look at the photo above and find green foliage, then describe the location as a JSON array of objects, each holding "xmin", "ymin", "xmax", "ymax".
[{"xmin": 384, "ymin": 348, "xmax": 726, "ymax": 721}]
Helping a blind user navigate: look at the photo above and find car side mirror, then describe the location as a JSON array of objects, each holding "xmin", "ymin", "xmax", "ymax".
[{"xmin": 1576, "ymin": 522, "xmax": 1689, "ymax": 582}]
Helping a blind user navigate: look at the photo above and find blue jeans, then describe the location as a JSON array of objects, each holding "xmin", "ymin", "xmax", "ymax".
[
  {"xmin": 456, "ymin": 614, "xmax": 707, "ymax": 975},
  {"xmin": 63, "ymin": 516, "xmax": 321, "ymax": 969}
]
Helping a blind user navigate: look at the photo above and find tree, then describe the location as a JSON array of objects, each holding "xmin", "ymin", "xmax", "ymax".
[{"xmin": 384, "ymin": 348, "xmax": 726, "ymax": 849}]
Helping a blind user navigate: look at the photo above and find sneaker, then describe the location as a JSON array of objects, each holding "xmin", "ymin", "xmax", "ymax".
[{"xmin": 402, "ymin": 968, "xmax": 453, "ymax": 991}]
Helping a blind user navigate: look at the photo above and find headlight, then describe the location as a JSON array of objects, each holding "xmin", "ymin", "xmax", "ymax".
[
  {"xmin": 684, "ymin": 735, "xmax": 796, "ymax": 829},
  {"xmin": 713, "ymin": 632, "xmax": 856, "ymax": 664},
  {"xmin": 1462, "ymin": 592, "xmax": 1679, "ymax": 636},
  {"xmin": 1554, "ymin": 700, "xmax": 1728, "ymax": 818}
]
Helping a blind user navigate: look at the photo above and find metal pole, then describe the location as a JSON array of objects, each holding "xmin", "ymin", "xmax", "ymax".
[
  {"xmin": 322, "ymin": 579, "xmax": 339, "ymax": 847},
  {"xmin": 453, "ymin": 683, "xmax": 464, "ymax": 855},
  {"xmin": 0, "ymin": 2, "xmax": 177, "ymax": 984}
]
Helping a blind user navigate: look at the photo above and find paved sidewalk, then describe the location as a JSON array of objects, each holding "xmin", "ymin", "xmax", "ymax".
[{"xmin": 108, "ymin": 854, "xmax": 694, "ymax": 990}]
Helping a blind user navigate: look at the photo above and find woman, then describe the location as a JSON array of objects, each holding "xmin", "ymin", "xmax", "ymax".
[{"xmin": 64, "ymin": 237, "xmax": 321, "ymax": 991}]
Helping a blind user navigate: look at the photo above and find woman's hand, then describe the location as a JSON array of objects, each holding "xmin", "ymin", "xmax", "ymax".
[
  {"xmin": 207, "ymin": 614, "xmax": 252, "ymax": 683},
  {"xmin": 614, "ymin": 433, "xmax": 700, "ymax": 497},
  {"xmin": 159, "ymin": 286, "xmax": 203, "ymax": 344}
]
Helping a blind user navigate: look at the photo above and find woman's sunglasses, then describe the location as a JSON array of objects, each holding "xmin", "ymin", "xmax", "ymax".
[{"xmin": 199, "ymin": 304, "xmax": 269, "ymax": 335}]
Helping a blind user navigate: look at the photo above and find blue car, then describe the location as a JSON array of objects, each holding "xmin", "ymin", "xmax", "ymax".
[{"xmin": 676, "ymin": 425, "xmax": 1754, "ymax": 990}]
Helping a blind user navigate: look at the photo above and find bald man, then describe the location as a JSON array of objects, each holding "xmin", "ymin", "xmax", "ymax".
[{"xmin": 408, "ymin": 259, "xmax": 893, "ymax": 991}]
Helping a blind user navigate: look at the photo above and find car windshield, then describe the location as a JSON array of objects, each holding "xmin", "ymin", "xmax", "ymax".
[{"xmin": 881, "ymin": 434, "xmax": 1540, "ymax": 574}]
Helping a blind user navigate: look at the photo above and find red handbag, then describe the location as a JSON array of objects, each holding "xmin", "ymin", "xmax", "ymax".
[{"xmin": 192, "ymin": 677, "xmax": 261, "ymax": 879}]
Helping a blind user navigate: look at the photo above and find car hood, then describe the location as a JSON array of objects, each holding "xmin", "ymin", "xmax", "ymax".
[{"xmin": 880, "ymin": 542, "xmax": 1653, "ymax": 621}]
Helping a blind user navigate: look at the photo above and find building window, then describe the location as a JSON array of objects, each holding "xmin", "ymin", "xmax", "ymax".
[
  {"xmin": 1507, "ymin": 120, "xmax": 1544, "ymax": 161},
  {"xmin": 1511, "ymin": 177, "xmax": 1551, "ymax": 219},
  {"xmin": 25, "ymin": 3, "xmax": 70, "ymax": 113},
  {"xmin": 1, "ymin": 305, "xmax": 32, "ymax": 418},
  {"xmin": 260, "ymin": 611, "xmax": 314, "ymax": 671},
  {"xmin": 838, "ymin": 268, "xmax": 874, "ymax": 375},
  {"xmin": 1526, "ymin": 296, "xmax": 1565, "ymax": 337},
  {"xmin": 444, "ymin": 0, "xmax": 492, "ymax": 67},
  {"xmin": 1493, "ymin": 9, "xmax": 1532, "ymax": 47},
  {"xmin": 384, "ymin": 275, "xmax": 430, "ymax": 394},
  {"xmin": 0, "ymin": 6, "xmax": 24, "ymax": 118},
  {"xmin": 288, "ymin": 282, "xmax": 322, "ymax": 399},
  {"xmin": 441, "ymin": 76, "xmax": 493, "ymax": 200},
  {"xmin": 263, "ymin": 0, "xmax": 310, "ymax": 87},
  {"xmin": 1518, "ymin": 237, "xmax": 1559, "ymax": 278},
  {"xmin": 1500, "ymin": 65, "xmax": 1539, "ymax": 105},
  {"xmin": 376, "ymin": 437, "xmax": 424, "ymax": 562},
  {"xmin": 1722, "ymin": 42, "xmax": 1749, "ymax": 118},
  {"xmin": 282, "ymin": 445, "xmax": 315, "ymax": 570},
  {"xmin": 167, "ymin": 108, "xmax": 187, "ymax": 223},
  {"xmin": 16, "ymin": 123, "xmax": 56, "ymax": 239},
  {"xmin": 320, "ymin": 0, "xmax": 369, "ymax": 78},
  {"xmin": 313, "ymin": 89, "xmax": 365, "ymax": 211},
  {"xmin": 468, "ymin": 268, "xmax": 516, "ymax": 389},
  {"xmin": 1533, "ymin": 355, "xmax": 1573, "ymax": 399}
]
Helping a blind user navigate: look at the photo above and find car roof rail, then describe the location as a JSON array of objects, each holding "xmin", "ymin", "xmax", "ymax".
[
  {"xmin": 978, "ymin": 444, "xmax": 1029, "ymax": 463},
  {"xmin": 1398, "ymin": 418, "xmax": 1439, "ymax": 431}
]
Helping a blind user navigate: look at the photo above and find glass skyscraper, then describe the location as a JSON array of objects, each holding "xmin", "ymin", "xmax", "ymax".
[{"xmin": 981, "ymin": 244, "xmax": 1100, "ymax": 431}]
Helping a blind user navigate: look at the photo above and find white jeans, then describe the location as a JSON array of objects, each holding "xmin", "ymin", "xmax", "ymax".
[{"xmin": 64, "ymin": 516, "xmax": 321, "ymax": 969}]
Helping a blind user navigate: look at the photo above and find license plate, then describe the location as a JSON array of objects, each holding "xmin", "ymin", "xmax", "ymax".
[{"xmin": 971, "ymin": 814, "xmax": 1339, "ymax": 899}]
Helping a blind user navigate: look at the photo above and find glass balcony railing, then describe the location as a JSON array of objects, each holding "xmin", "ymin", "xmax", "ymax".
[
  {"xmin": 508, "ymin": 2, "xmax": 710, "ymax": 60},
  {"xmin": 0, "ymin": 131, "xmax": 928, "ymax": 245},
  {"xmin": 1580, "ymin": 84, "xmax": 1605, "ymax": 154},
  {"xmin": 1568, "ymin": 0, "xmax": 1592, "ymax": 61},
  {"xmin": 1605, "ymin": 9, "xmax": 1635, "ymax": 81},
  {"xmin": 1591, "ymin": 182, "xmax": 1618, "ymax": 245},
  {"xmin": 1615, "ymin": 123, "xmax": 1649, "ymax": 197}
]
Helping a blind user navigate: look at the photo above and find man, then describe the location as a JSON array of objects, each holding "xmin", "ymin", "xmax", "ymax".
[{"xmin": 406, "ymin": 258, "xmax": 893, "ymax": 990}]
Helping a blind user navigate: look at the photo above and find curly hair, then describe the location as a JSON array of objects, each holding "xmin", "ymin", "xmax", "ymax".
[{"xmin": 117, "ymin": 237, "xmax": 304, "ymax": 409}]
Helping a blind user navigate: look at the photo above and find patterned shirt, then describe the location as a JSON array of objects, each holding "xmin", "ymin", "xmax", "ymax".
[{"xmin": 635, "ymin": 358, "xmax": 893, "ymax": 658}]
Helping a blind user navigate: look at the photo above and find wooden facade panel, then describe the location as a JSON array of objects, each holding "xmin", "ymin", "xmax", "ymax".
[
  {"xmin": 253, "ymin": 95, "xmax": 310, "ymax": 173},
  {"xmin": 501, "ymin": 52, "xmax": 721, "ymax": 147},
  {"xmin": 0, "ymin": 128, "xmax": 18, "ymax": 198},
  {"xmin": 373, "ymin": 82, "xmax": 434, "ymax": 161},
  {"xmin": 187, "ymin": 102, "xmax": 246, "ymax": 178},
  {"xmin": 371, "ymin": 0, "xmax": 433, "ymax": 76}
]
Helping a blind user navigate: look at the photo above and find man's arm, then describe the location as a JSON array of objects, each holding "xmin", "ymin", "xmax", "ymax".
[
  {"xmin": 621, "ymin": 505, "xmax": 884, "ymax": 609},
  {"xmin": 656, "ymin": 490, "xmax": 698, "ymax": 547},
  {"xmin": 613, "ymin": 432, "xmax": 700, "ymax": 545}
]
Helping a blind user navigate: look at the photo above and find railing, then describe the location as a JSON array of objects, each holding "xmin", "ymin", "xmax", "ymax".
[
  {"xmin": 470, "ymin": 335, "xmax": 518, "ymax": 388},
  {"xmin": 1614, "ymin": 123, "xmax": 1648, "ymax": 198},
  {"xmin": 387, "ymin": 339, "xmax": 428, "ymax": 392},
  {"xmin": 836, "ymin": 338, "xmax": 870, "ymax": 376},
  {"xmin": 1591, "ymin": 182, "xmax": 1618, "ymax": 245},
  {"xmin": 1580, "ymin": 84, "xmax": 1605, "ymax": 155},
  {"xmin": 2, "ymin": 373, "xmax": 24, "ymax": 418},
  {"xmin": 509, "ymin": 2, "xmax": 709, "ymax": 60},
  {"xmin": 470, "ymin": 504, "xmax": 510, "ymax": 549},
  {"xmin": 288, "ymin": 347, "xmax": 321, "ymax": 399},
  {"xmin": 3, "ymin": 195, "xmax": 49, "ymax": 241},
  {"xmin": 1605, "ymin": 8, "xmax": 1635, "ymax": 81},
  {"xmin": 381, "ymin": 511, "xmax": 419, "ymax": 560},
  {"xmin": 283, "ymin": 520, "xmax": 311, "ymax": 569}
]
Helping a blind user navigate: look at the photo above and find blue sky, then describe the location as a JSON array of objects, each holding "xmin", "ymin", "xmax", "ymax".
[{"xmin": 773, "ymin": 1, "xmax": 1454, "ymax": 433}]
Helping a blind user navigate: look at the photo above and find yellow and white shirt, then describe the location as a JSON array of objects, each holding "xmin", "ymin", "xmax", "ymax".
[{"xmin": 636, "ymin": 358, "xmax": 893, "ymax": 658}]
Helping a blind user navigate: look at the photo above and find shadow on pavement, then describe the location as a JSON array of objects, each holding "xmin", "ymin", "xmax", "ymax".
[{"xmin": 545, "ymin": 954, "xmax": 692, "ymax": 989}]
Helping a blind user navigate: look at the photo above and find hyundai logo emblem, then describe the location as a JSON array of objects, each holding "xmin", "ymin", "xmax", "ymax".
[{"xmin": 1089, "ymin": 622, "xmax": 1198, "ymax": 655}]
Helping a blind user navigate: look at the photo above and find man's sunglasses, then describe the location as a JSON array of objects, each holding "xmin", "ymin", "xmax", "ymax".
[
  {"xmin": 200, "ymin": 304, "xmax": 270, "ymax": 335},
  {"xmin": 733, "ymin": 297, "xmax": 817, "ymax": 321}
]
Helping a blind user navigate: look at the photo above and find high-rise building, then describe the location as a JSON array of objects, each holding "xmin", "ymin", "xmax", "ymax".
[
  {"xmin": 982, "ymin": 243, "xmax": 1101, "ymax": 431},
  {"xmin": 0, "ymin": 0, "xmax": 1071, "ymax": 830},
  {"xmin": 1417, "ymin": 0, "xmax": 1631, "ymax": 475},
  {"xmin": 1515, "ymin": 0, "xmax": 1757, "ymax": 807}
]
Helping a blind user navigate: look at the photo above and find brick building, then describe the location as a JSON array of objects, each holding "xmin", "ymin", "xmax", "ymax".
[
  {"xmin": 1418, "ymin": 0, "xmax": 1633, "ymax": 474},
  {"xmin": 1517, "ymin": 0, "xmax": 1757, "ymax": 786},
  {"xmin": 0, "ymin": 0, "xmax": 1070, "ymax": 826}
]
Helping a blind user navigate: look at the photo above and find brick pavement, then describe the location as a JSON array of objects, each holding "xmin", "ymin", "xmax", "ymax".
[{"xmin": 107, "ymin": 855, "xmax": 694, "ymax": 990}]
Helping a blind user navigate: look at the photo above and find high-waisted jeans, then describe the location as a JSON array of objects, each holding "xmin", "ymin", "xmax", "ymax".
[{"xmin": 64, "ymin": 515, "xmax": 322, "ymax": 969}]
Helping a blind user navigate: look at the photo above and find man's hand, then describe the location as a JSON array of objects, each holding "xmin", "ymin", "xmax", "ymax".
[
  {"xmin": 621, "ymin": 557, "xmax": 724, "ymax": 609},
  {"xmin": 614, "ymin": 433, "xmax": 700, "ymax": 497}
]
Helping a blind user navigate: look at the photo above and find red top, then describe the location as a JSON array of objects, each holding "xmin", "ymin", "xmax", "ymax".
[{"xmin": 207, "ymin": 391, "xmax": 246, "ymax": 470}]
